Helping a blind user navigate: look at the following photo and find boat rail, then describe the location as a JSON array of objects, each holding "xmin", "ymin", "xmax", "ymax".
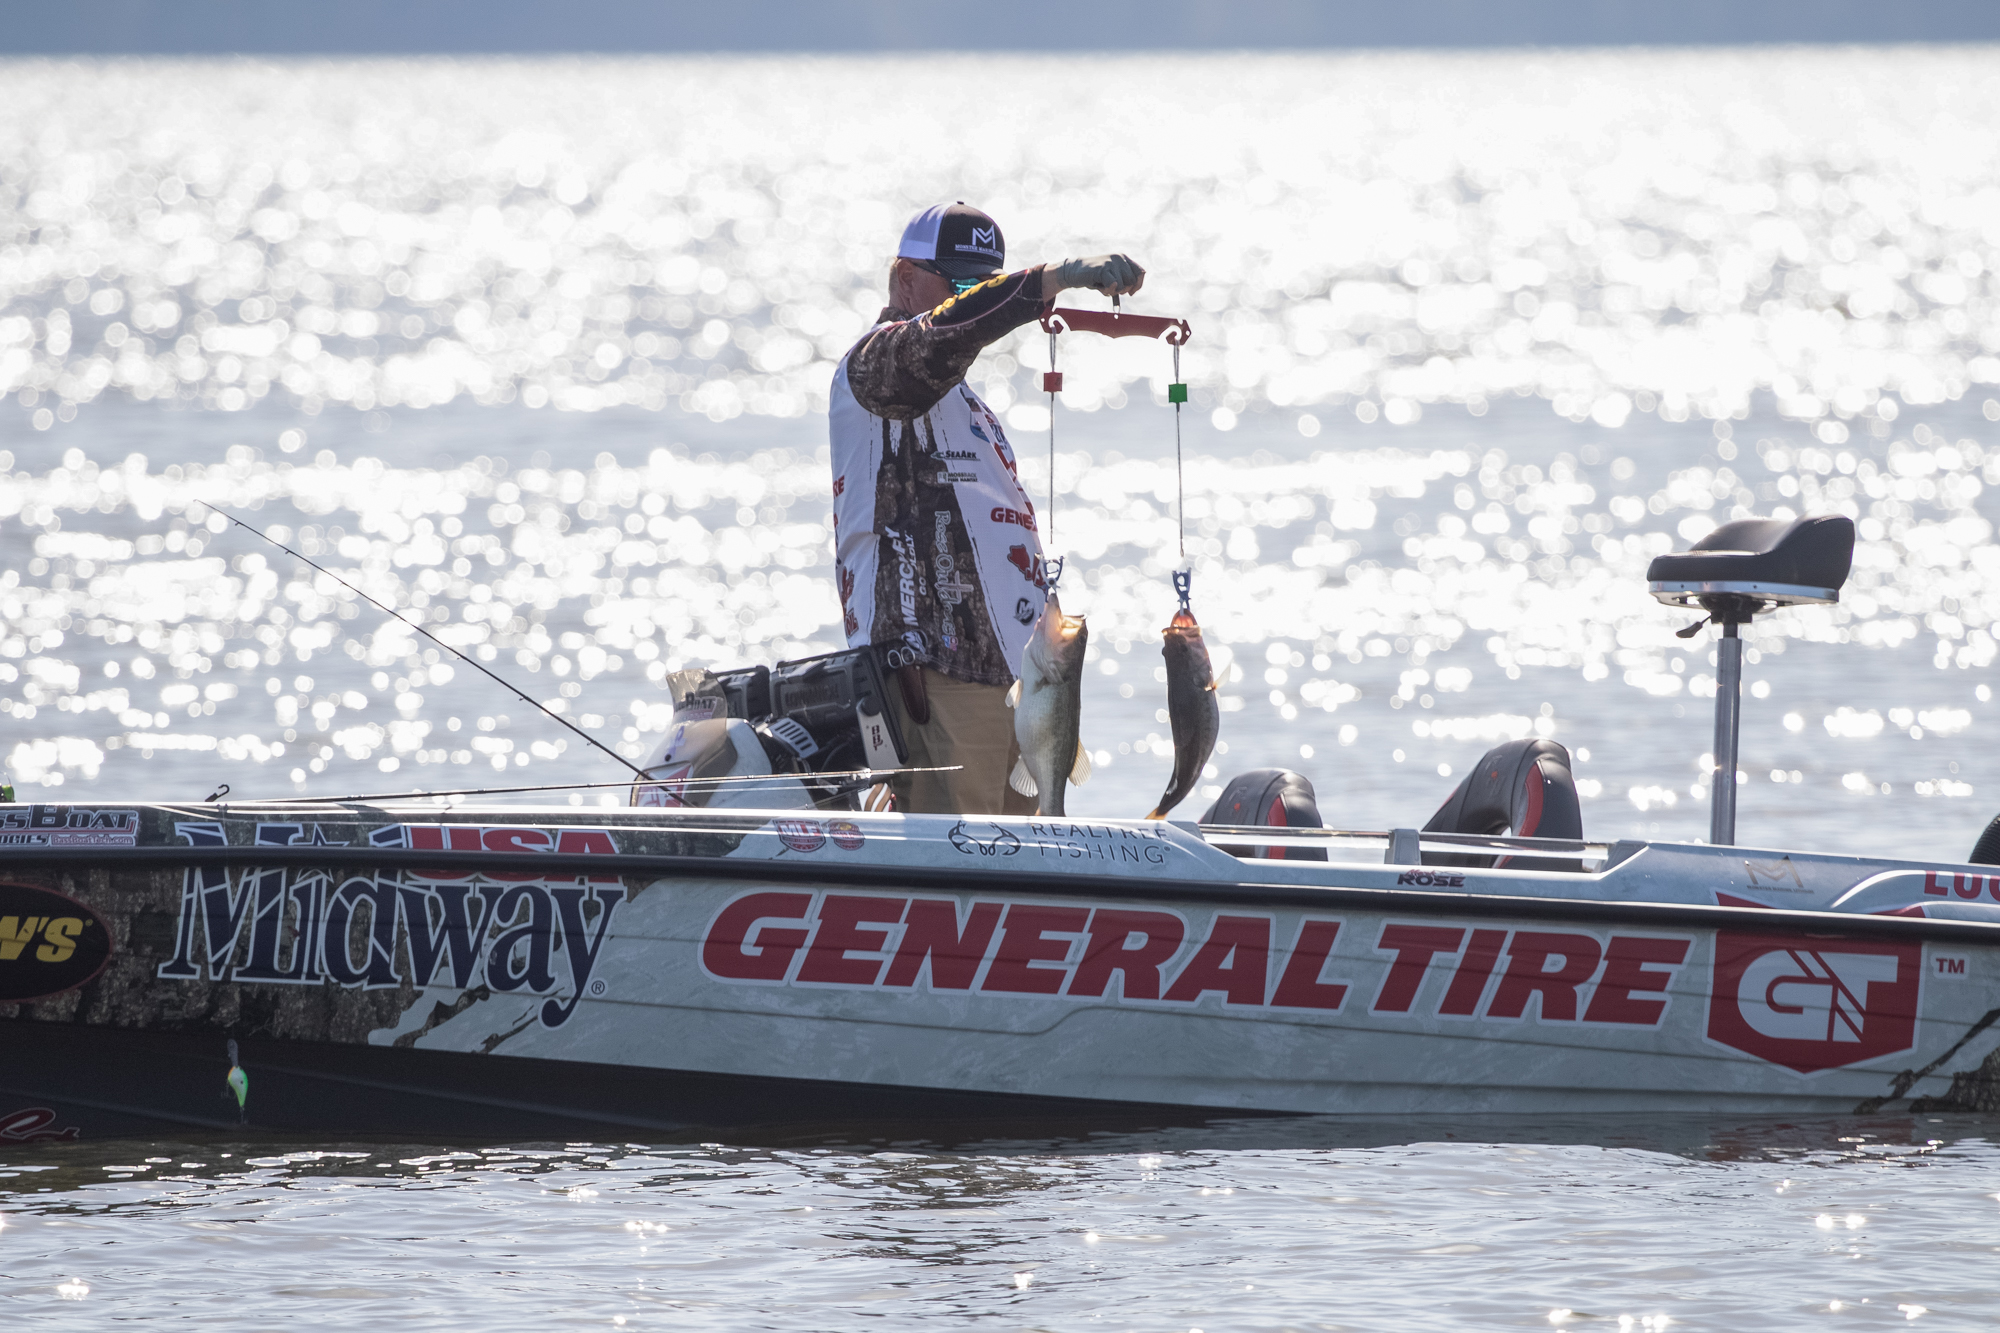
[{"xmin": 1195, "ymin": 822, "xmax": 1627, "ymax": 871}]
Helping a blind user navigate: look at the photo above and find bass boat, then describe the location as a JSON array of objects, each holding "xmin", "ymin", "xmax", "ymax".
[{"xmin": 5, "ymin": 514, "xmax": 2000, "ymax": 1139}]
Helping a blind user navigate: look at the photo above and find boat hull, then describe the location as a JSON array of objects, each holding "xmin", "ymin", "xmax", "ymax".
[{"xmin": 5, "ymin": 802, "xmax": 2000, "ymax": 1137}]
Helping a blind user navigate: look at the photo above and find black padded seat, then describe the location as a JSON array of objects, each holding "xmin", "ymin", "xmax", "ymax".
[
  {"xmin": 1647, "ymin": 514, "xmax": 1855, "ymax": 609},
  {"xmin": 1422, "ymin": 738, "xmax": 1584, "ymax": 872},
  {"xmin": 1201, "ymin": 769, "xmax": 1327, "ymax": 862}
]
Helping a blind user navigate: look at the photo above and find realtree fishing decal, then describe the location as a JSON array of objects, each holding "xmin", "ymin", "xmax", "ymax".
[{"xmin": 155, "ymin": 822, "xmax": 625, "ymax": 1028}]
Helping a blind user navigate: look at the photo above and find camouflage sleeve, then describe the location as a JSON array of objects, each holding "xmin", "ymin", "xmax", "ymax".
[{"xmin": 847, "ymin": 266, "xmax": 1053, "ymax": 420}]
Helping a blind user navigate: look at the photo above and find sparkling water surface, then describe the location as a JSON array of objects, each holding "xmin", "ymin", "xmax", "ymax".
[{"xmin": 8, "ymin": 47, "xmax": 2000, "ymax": 1329}]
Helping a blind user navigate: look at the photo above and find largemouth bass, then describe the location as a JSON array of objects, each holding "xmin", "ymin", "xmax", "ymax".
[
  {"xmin": 1147, "ymin": 608, "xmax": 1220, "ymax": 819},
  {"xmin": 1006, "ymin": 593, "xmax": 1091, "ymax": 816}
]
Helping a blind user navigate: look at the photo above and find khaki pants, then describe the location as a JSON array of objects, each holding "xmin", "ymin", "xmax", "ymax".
[{"xmin": 884, "ymin": 668, "xmax": 1038, "ymax": 817}]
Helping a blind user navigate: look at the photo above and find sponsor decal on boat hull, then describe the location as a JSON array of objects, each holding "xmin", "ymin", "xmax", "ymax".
[
  {"xmin": 695, "ymin": 891, "xmax": 1696, "ymax": 1030},
  {"xmin": 1705, "ymin": 932, "xmax": 1921, "ymax": 1074},
  {"xmin": 153, "ymin": 822, "xmax": 625, "ymax": 1029},
  {"xmin": 0, "ymin": 882, "xmax": 115, "ymax": 1004},
  {"xmin": 0, "ymin": 806, "xmax": 139, "ymax": 849}
]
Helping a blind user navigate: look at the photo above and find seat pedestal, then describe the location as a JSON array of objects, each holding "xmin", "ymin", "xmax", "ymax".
[{"xmin": 1710, "ymin": 620, "xmax": 1744, "ymax": 846}]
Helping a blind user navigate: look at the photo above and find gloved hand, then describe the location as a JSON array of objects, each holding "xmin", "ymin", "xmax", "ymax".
[{"xmin": 1048, "ymin": 254, "xmax": 1147, "ymax": 299}]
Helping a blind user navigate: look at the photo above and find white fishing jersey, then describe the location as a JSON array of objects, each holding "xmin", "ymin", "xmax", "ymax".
[{"xmin": 828, "ymin": 272, "xmax": 1053, "ymax": 687}]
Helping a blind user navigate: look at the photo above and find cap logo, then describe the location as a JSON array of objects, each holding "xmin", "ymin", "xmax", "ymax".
[{"xmin": 971, "ymin": 226, "xmax": 996, "ymax": 247}]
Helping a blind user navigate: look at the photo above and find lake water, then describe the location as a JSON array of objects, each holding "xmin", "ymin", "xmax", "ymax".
[
  {"xmin": 5, "ymin": 1116, "xmax": 2000, "ymax": 1329},
  {"xmin": 6, "ymin": 46, "xmax": 2000, "ymax": 1328}
]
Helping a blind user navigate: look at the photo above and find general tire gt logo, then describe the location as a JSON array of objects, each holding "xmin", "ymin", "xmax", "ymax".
[{"xmin": 1706, "ymin": 932, "xmax": 1920, "ymax": 1074}]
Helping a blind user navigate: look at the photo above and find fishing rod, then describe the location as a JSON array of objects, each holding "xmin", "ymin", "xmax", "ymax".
[
  {"xmin": 197, "ymin": 500, "xmax": 650, "ymax": 780},
  {"xmin": 220, "ymin": 765, "xmax": 964, "ymax": 806}
]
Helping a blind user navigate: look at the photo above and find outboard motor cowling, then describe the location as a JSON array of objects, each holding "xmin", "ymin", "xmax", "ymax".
[
  {"xmin": 633, "ymin": 668, "xmax": 813, "ymax": 810},
  {"xmin": 1422, "ymin": 738, "xmax": 1582, "ymax": 871},
  {"xmin": 1201, "ymin": 768, "xmax": 1327, "ymax": 861}
]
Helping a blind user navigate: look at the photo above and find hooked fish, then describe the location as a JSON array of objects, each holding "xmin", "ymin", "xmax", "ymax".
[
  {"xmin": 1006, "ymin": 593, "xmax": 1091, "ymax": 816},
  {"xmin": 1147, "ymin": 608, "xmax": 1221, "ymax": 819}
]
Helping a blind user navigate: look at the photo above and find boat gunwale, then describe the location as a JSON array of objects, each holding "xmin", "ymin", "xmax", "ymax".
[{"xmin": 10, "ymin": 844, "xmax": 2000, "ymax": 947}]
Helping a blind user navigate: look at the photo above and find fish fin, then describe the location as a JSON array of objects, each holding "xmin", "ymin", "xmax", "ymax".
[
  {"xmin": 1004, "ymin": 679, "xmax": 1021, "ymax": 708},
  {"xmin": 1207, "ymin": 644, "xmax": 1233, "ymax": 685},
  {"xmin": 1008, "ymin": 756, "xmax": 1038, "ymax": 798},
  {"xmin": 1070, "ymin": 742, "xmax": 1092, "ymax": 785}
]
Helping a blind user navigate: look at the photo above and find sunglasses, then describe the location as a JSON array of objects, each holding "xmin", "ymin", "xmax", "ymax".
[{"xmin": 912, "ymin": 260, "xmax": 989, "ymax": 294}]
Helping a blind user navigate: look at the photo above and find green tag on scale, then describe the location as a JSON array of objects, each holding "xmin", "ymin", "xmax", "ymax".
[{"xmin": 1168, "ymin": 383, "xmax": 1188, "ymax": 404}]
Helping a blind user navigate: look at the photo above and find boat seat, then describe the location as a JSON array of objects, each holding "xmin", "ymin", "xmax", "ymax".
[
  {"xmin": 1646, "ymin": 514, "xmax": 1855, "ymax": 610},
  {"xmin": 1422, "ymin": 738, "xmax": 1583, "ymax": 871},
  {"xmin": 1201, "ymin": 768, "xmax": 1326, "ymax": 861},
  {"xmin": 1971, "ymin": 814, "xmax": 2000, "ymax": 866}
]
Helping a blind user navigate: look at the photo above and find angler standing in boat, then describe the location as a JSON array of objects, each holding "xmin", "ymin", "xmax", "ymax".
[{"xmin": 829, "ymin": 202, "xmax": 1145, "ymax": 813}]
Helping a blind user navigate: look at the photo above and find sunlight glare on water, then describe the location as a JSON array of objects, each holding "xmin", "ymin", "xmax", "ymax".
[
  {"xmin": 3, "ymin": 50, "xmax": 2000, "ymax": 848},
  {"xmin": 9, "ymin": 48, "xmax": 2000, "ymax": 1331}
]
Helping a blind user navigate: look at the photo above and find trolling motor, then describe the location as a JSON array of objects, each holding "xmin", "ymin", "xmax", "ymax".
[{"xmin": 1647, "ymin": 514, "xmax": 1855, "ymax": 845}]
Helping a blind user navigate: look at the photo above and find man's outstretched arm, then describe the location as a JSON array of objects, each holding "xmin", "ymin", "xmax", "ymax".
[{"xmin": 849, "ymin": 255, "xmax": 1147, "ymax": 420}]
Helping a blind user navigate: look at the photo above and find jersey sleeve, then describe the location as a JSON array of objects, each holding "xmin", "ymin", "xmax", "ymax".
[{"xmin": 845, "ymin": 267, "xmax": 1052, "ymax": 420}]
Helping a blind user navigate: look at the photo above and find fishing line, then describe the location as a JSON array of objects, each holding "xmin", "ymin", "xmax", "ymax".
[
  {"xmin": 1045, "ymin": 325, "xmax": 1060, "ymax": 551},
  {"xmin": 198, "ymin": 500, "xmax": 650, "ymax": 780},
  {"xmin": 1172, "ymin": 340, "xmax": 1185, "ymax": 562},
  {"xmin": 221, "ymin": 765, "xmax": 964, "ymax": 806}
]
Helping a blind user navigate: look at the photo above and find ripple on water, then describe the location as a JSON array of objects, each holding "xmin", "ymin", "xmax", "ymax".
[{"xmin": 2, "ymin": 1118, "xmax": 1999, "ymax": 1329}]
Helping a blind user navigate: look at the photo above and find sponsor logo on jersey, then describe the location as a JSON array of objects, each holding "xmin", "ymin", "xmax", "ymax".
[
  {"xmin": 1706, "ymin": 931, "xmax": 1921, "ymax": 1074},
  {"xmin": 886, "ymin": 527, "xmax": 926, "ymax": 632},
  {"xmin": 155, "ymin": 822, "xmax": 626, "ymax": 1030},
  {"xmin": 935, "ymin": 562, "xmax": 975, "ymax": 607},
  {"xmin": 1007, "ymin": 544, "xmax": 1049, "ymax": 589},
  {"xmin": 1015, "ymin": 597, "xmax": 1036, "ymax": 625},
  {"xmin": 990, "ymin": 506, "xmax": 1036, "ymax": 531}
]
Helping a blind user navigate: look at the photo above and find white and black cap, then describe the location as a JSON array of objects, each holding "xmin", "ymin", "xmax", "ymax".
[{"xmin": 897, "ymin": 202, "xmax": 1005, "ymax": 280}]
